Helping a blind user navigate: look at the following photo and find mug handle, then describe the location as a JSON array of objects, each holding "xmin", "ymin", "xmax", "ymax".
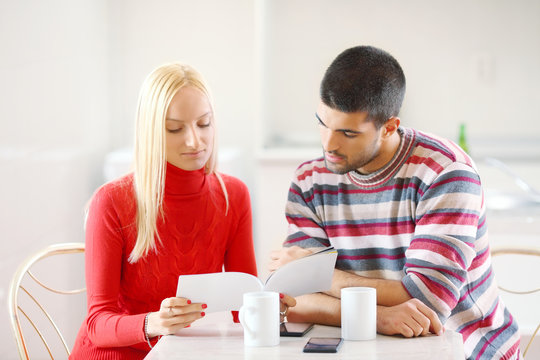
[{"xmin": 239, "ymin": 305, "xmax": 254, "ymax": 336}]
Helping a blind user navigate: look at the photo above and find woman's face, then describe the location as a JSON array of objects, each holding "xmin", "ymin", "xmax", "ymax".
[{"xmin": 165, "ymin": 86, "xmax": 214, "ymax": 171}]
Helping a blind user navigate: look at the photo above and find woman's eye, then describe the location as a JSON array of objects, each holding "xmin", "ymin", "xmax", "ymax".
[
  {"xmin": 166, "ymin": 128, "xmax": 182, "ymax": 133},
  {"xmin": 198, "ymin": 122, "xmax": 211, "ymax": 128}
]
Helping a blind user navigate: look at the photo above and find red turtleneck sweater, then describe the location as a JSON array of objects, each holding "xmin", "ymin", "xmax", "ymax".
[{"xmin": 70, "ymin": 163, "xmax": 257, "ymax": 359}]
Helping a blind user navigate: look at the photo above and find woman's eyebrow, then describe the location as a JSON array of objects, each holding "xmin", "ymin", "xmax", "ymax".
[{"xmin": 166, "ymin": 111, "xmax": 212, "ymax": 122}]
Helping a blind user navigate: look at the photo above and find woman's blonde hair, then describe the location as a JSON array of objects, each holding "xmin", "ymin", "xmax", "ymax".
[{"xmin": 129, "ymin": 63, "xmax": 227, "ymax": 263}]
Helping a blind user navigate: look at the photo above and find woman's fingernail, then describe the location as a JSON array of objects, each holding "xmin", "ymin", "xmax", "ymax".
[
  {"xmin": 202, "ymin": 304, "xmax": 207, "ymax": 309},
  {"xmin": 279, "ymin": 293, "xmax": 284, "ymax": 299},
  {"xmin": 187, "ymin": 300, "xmax": 191, "ymax": 304},
  {"xmin": 201, "ymin": 312, "xmax": 206, "ymax": 317},
  {"xmin": 185, "ymin": 324, "xmax": 191, "ymax": 328}
]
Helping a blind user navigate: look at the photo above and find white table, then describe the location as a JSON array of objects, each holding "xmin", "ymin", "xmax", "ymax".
[{"xmin": 145, "ymin": 313, "xmax": 464, "ymax": 360}]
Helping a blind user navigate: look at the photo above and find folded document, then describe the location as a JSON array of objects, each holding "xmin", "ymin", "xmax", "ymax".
[{"xmin": 176, "ymin": 247, "xmax": 338, "ymax": 313}]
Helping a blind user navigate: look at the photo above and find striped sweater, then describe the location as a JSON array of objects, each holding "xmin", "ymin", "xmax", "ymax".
[{"xmin": 285, "ymin": 127, "xmax": 520, "ymax": 360}]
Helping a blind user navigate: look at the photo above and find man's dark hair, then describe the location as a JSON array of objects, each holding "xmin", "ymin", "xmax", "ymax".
[{"xmin": 320, "ymin": 46, "xmax": 406, "ymax": 128}]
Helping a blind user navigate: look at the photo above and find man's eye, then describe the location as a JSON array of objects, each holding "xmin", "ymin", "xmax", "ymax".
[{"xmin": 343, "ymin": 132, "xmax": 357, "ymax": 138}]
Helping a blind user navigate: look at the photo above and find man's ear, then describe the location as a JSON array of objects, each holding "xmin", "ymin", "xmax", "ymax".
[{"xmin": 382, "ymin": 117, "xmax": 400, "ymax": 138}]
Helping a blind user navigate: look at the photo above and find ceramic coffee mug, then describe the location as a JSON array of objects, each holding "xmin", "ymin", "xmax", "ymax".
[
  {"xmin": 239, "ymin": 291, "xmax": 280, "ymax": 347},
  {"xmin": 341, "ymin": 287, "xmax": 377, "ymax": 340}
]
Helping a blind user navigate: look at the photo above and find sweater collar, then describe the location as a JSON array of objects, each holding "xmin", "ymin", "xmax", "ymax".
[
  {"xmin": 347, "ymin": 127, "xmax": 415, "ymax": 187},
  {"xmin": 164, "ymin": 162, "xmax": 207, "ymax": 196}
]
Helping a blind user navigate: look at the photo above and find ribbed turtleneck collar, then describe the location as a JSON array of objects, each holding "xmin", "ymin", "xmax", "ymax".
[{"xmin": 164, "ymin": 162, "xmax": 208, "ymax": 196}]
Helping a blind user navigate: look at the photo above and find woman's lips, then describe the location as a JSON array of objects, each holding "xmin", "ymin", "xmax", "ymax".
[{"xmin": 182, "ymin": 150, "xmax": 204, "ymax": 158}]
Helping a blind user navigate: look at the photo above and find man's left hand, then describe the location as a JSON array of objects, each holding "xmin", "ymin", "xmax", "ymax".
[{"xmin": 268, "ymin": 246, "xmax": 314, "ymax": 271}]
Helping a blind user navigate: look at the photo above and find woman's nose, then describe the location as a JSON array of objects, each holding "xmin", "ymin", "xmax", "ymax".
[{"xmin": 184, "ymin": 125, "xmax": 201, "ymax": 148}]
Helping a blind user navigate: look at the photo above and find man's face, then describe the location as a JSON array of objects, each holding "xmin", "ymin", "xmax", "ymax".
[{"xmin": 317, "ymin": 101, "xmax": 384, "ymax": 175}]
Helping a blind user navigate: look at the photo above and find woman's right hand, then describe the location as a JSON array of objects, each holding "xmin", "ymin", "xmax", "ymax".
[{"xmin": 146, "ymin": 297, "xmax": 207, "ymax": 338}]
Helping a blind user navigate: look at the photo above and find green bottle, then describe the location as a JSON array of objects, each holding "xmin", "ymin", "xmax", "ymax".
[{"xmin": 458, "ymin": 123, "xmax": 470, "ymax": 154}]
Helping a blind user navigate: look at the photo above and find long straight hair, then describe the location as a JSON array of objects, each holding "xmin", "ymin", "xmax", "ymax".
[{"xmin": 129, "ymin": 63, "xmax": 228, "ymax": 263}]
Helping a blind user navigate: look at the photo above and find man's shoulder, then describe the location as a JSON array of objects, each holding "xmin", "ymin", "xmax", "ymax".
[
  {"xmin": 409, "ymin": 128, "xmax": 474, "ymax": 169},
  {"xmin": 294, "ymin": 157, "xmax": 334, "ymax": 182},
  {"xmin": 295, "ymin": 156, "xmax": 325, "ymax": 171}
]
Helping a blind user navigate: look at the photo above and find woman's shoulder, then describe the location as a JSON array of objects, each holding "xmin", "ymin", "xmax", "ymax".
[
  {"xmin": 215, "ymin": 172, "xmax": 248, "ymax": 190},
  {"xmin": 212, "ymin": 172, "xmax": 250, "ymax": 204},
  {"xmin": 91, "ymin": 173, "xmax": 135, "ymax": 205}
]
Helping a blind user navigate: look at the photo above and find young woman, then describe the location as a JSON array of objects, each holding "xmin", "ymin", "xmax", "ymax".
[{"xmin": 70, "ymin": 63, "xmax": 294, "ymax": 359}]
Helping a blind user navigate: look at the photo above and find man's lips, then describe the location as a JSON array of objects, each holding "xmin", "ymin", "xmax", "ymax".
[{"xmin": 325, "ymin": 152, "xmax": 344, "ymax": 163}]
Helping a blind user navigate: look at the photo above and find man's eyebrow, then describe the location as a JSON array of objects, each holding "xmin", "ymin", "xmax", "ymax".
[
  {"xmin": 315, "ymin": 112, "xmax": 362, "ymax": 134},
  {"xmin": 315, "ymin": 113, "xmax": 326, "ymax": 126}
]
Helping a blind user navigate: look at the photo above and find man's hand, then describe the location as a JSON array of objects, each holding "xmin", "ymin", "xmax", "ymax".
[
  {"xmin": 268, "ymin": 246, "xmax": 314, "ymax": 271},
  {"xmin": 376, "ymin": 298, "xmax": 444, "ymax": 338}
]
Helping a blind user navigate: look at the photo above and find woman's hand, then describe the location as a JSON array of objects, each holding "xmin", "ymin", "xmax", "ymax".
[
  {"xmin": 279, "ymin": 293, "xmax": 297, "ymax": 323},
  {"xmin": 146, "ymin": 297, "xmax": 206, "ymax": 338}
]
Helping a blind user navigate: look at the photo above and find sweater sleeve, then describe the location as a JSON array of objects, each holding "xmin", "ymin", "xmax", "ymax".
[
  {"xmin": 401, "ymin": 162, "xmax": 480, "ymax": 321},
  {"xmin": 84, "ymin": 185, "xmax": 149, "ymax": 349},
  {"xmin": 284, "ymin": 171, "xmax": 331, "ymax": 249}
]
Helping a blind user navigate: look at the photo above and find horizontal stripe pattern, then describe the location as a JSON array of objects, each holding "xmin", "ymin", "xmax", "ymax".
[{"xmin": 284, "ymin": 127, "xmax": 520, "ymax": 360}]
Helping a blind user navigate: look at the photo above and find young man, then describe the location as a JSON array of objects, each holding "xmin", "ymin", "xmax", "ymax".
[{"xmin": 270, "ymin": 46, "xmax": 520, "ymax": 359}]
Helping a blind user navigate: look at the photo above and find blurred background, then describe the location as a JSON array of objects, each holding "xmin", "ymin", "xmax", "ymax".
[{"xmin": 1, "ymin": 0, "xmax": 539, "ymax": 358}]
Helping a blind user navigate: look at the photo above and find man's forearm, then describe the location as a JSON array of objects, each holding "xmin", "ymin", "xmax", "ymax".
[
  {"xmin": 286, "ymin": 291, "xmax": 443, "ymax": 338},
  {"xmin": 326, "ymin": 269, "xmax": 411, "ymax": 306},
  {"xmin": 286, "ymin": 293, "xmax": 341, "ymax": 326}
]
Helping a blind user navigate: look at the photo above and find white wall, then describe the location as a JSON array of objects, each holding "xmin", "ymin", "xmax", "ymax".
[
  {"xmin": 260, "ymin": 0, "xmax": 540, "ymax": 148},
  {"xmin": 1, "ymin": 0, "xmax": 540, "ymax": 358},
  {"xmin": 0, "ymin": 0, "xmax": 110, "ymax": 358},
  {"xmin": 107, "ymin": 0, "xmax": 257, "ymax": 152}
]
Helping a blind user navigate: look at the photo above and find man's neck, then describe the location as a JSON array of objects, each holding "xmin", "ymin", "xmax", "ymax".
[{"xmin": 356, "ymin": 130, "xmax": 402, "ymax": 175}]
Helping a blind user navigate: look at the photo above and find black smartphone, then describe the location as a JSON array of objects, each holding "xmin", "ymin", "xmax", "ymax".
[
  {"xmin": 303, "ymin": 337, "xmax": 343, "ymax": 353},
  {"xmin": 280, "ymin": 322, "xmax": 314, "ymax": 337}
]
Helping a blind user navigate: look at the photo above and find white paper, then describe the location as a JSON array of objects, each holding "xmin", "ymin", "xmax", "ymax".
[
  {"xmin": 176, "ymin": 247, "xmax": 337, "ymax": 312},
  {"xmin": 176, "ymin": 272, "xmax": 262, "ymax": 312},
  {"xmin": 263, "ymin": 248, "xmax": 337, "ymax": 297}
]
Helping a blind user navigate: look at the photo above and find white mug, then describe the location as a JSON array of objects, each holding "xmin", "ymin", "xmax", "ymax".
[
  {"xmin": 341, "ymin": 287, "xmax": 377, "ymax": 340},
  {"xmin": 239, "ymin": 291, "xmax": 280, "ymax": 347}
]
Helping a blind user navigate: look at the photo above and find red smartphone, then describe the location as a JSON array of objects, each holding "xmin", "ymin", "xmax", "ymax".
[{"xmin": 303, "ymin": 337, "xmax": 343, "ymax": 353}]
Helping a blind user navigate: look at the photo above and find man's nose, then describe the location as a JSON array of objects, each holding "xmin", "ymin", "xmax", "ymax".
[{"xmin": 321, "ymin": 127, "xmax": 338, "ymax": 152}]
